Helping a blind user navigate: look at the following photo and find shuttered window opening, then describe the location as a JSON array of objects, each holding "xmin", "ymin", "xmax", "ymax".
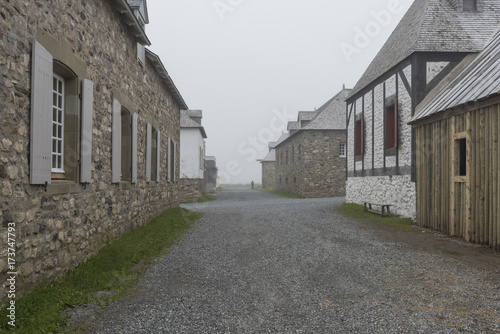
[
  {"xmin": 146, "ymin": 123, "xmax": 152, "ymax": 183},
  {"xmin": 31, "ymin": 40, "xmax": 95, "ymax": 186},
  {"xmin": 52, "ymin": 74, "xmax": 65, "ymax": 173},
  {"xmin": 385, "ymin": 103, "xmax": 398, "ymax": 150},
  {"xmin": 149, "ymin": 125, "xmax": 159, "ymax": 183},
  {"xmin": 355, "ymin": 118, "xmax": 364, "ymax": 156}
]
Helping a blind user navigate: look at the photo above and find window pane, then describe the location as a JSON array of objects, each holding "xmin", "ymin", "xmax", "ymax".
[
  {"xmin": 52, "ymin": 123, "xmax": 57, "ymax": 137},
  {"xmin": 53, "ymin": 77, "xmax": 57, "ymax": 91},
  {"xmin": 58, "ymin": 125, "xmax": 62, "ymax": 138}
]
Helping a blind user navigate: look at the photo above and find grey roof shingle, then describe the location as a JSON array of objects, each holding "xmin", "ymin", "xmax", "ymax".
[
  {"xmin": 412, "ymin": 26, "xmax": 500, "ymax": 123},
  {"xmin": 348, "ymin": 0, "xmax": 500, "ymax": 99},
  {"xmin": 302, "ymin": 88, "xmax": 352, "ymax": 130},
  {"xmin": 180, "ymin": 110, "xmax": 207, "ymax": 138},
  {"xmin": 258, "ymin": 149, "xmax": 276, "ymax": 162}
]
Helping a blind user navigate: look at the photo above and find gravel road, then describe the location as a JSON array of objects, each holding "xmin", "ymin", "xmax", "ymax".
[{"xmin": 89, "ymin": 187, "xmax": 500, "ymax": 333}]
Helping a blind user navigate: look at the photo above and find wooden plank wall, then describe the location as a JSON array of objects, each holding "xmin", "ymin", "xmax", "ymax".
[{"xmin": 415, "ymin": 102, "xmax": 500, "ymax": 251}]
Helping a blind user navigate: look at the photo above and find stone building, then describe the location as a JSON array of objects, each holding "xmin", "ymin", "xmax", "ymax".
[
  {"xmin": 346, "ymin": 0, "xmax": 500, "ymax": 220},
  {"xmin": 204, "ymin": 156, "xmax": 218, "ymax": 191},
  {"xmin": 258, "ymin": 142, "xmax": 279, "ymax": 189},
  {"xmin": 275, "ymin": 88, "xmax": 350, "ymax": 198},
  {"xmin": 0, "ymin": 0, "xmax": 188, "ymax": 305},
  {"xmin": 179, "ymin": 110, "xmax": 207, "ymax": 202}
]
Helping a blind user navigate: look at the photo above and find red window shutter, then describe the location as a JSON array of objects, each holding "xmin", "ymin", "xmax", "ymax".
[
  {"xmin": 385, "ymin": 104, "xmax": 397, "ymax": 150},
  {"xmin": 355, "ymin": 118, "xmax": 364, "ymax": 156}
]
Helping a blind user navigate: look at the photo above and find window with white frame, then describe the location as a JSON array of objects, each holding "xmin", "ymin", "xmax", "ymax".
[
  {"xmin": 339, "ymin": 143, "xmax": 346, "ymax": 158},
  {"xmin": 52, "ymin": 74, "xmax": 65, "ymax": 173},
  {"xmin": 30, "ymin": 40, "xmax": 94, "ymax": 187}
]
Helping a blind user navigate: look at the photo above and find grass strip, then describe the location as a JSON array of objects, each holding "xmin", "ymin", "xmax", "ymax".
[
  {"xmin": 337, "ymin": 203, "xmax": 420, "ymax": 232},
  {"xmin": 0, "ymin": 207, "xmax": 203, "ymax": 333},
  {"xmin": 259, "ymin": 187, "xmax": 306, "ymax": 199}
]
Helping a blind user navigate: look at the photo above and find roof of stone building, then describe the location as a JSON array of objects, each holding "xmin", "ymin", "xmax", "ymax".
[
  {"xmin": 287, "ymin": 121, "xmax": 300, "ymax": 131},
  {"xmin": 303, "ymin": 88, "xmax": 351, "ymax": 130},
  {"xmin": 298, "ymin": 111, "xmax": 317, "ymax": 122},
  {"xmin": 110, "ymin": 0, "xmax": 150, "ymax": 45},
  {"xmin": 412, "ymin": 26, "xmax": 500, "ymax": 123},
  {"xmin": 180, "ymin": 109, "xmax": 207, "ymax": 138},
  {"xmin": 258, "ymin": 149, "xmax": 276, "ymax": 162},
  {"xmin": 348, "ymin": 0, "xmax": 500, "ymax": 99},
  {"xmin": 146, "ymin": 49, "xmax": 188, "ymax": 110}
]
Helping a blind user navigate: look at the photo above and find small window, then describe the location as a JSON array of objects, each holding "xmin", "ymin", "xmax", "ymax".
[
  {"xmin": 355, "ymin": 118, "xmax": 364, "ymax": 156},
  {"xmin": 385, "ymin": 103, "xmax": 398, "ymax": 150},
  {"xmin": 339, "ymin": 143, "xmax": 346, "ymax": 158},
  {"xmin": 51, "ymin": 74, "xmax": 65, "ymax": 173},
  {"xmin": 456, "ymin": 138, "xmax": 467, "ymax": 176},
  {"xmin": 137, "ymin": 43, "xmax": 145, "ymax": 66},
  {"xmin": 463, "ymin": 0, "xmax": 477, "ymax": 11}
]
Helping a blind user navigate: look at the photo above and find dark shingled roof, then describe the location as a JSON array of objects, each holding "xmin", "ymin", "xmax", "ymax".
[{"xmin": 348, "ymin": 0, "xmax": 500, "ymax": 99}]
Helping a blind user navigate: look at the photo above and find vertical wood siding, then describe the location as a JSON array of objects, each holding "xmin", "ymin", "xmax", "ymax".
[{"xmin": 416, "ymin": 103, "xmax": 500, "ymax": 250}]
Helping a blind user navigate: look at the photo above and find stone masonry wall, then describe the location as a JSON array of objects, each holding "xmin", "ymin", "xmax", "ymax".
[
  {"xmin": 179, "ymin": 178, "xmax": 204, "ymax": 203},
  {"xmin": 0, "ymin": 0, "xmax": 183, "ymax": 306},
  {"xmin": 261, "ymin": 161, "xmax": 275, "ymax": 189},
  {"xmin": 276, "ymin": 130, "xmax": 346, "ymax": 198}
]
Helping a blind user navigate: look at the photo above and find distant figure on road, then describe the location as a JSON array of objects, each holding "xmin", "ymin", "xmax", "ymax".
[{"xmin": 251, "ymin": 181, "xmax": 254, "ymax": 189}]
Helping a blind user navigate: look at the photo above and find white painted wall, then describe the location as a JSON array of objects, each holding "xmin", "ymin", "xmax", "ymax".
[
  {"xmin": 180, "ymin": 128, "xmax": 204, "ymax": 179},
  {"xmin": 347, "ymin": 65, "xmax": 416, "ymax": 219}
]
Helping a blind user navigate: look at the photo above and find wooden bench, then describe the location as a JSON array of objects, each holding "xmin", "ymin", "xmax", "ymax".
[{"xmin": 363, "ymin": 200, "xmax": 392, "ymax": 217}]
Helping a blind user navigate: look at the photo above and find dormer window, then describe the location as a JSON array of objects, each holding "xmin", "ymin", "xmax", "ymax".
[{"xmin": 463, "ymin": 0, "xmax": 478, "ymax": 11}]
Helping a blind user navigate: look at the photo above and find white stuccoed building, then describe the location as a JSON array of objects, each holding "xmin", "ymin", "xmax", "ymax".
[{"xmin": 179, "ymin": 110, "xmax": 207, "ymax": 201}]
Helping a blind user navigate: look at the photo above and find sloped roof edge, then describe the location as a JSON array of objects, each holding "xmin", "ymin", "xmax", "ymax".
[
  {"xmin": 146, "ymin": 49, "xmax": 189, "ymax": 110},
  {"xmin": 110, "ymin": 0, "xmax": 151, "ymax": 45}
]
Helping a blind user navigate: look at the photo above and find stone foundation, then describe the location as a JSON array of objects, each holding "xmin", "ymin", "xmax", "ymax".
[{"xmin": 179, "ymin": 178, "xmax": 204, "ymax": 203}]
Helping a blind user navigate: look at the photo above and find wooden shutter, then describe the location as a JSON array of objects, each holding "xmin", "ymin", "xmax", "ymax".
[
  {"xmin": 112, "ymin": 98, "xmax": 121, "ymax": 183},
  {"xmin": 131, "ymin": 113, "xmax": 138, "ymax": 184},
  {"xmin": 156, "ymin": 130, "xmax": 161, "ymax": 182},
  {"xmin": 173, "ymin": 141, "xmax": 177, "ymax": 182},
  {"xmin": 167, "ymin": 137, "xmax": 171, "ymax": 182},
  {"xmin": 360, "ymin": 117, "xmax": 364, "ymax": 155},
  {"xmin": 146, "ymin": 123, "xmax": 152, "ymax": 183},
  {"xmin": 30, "ymin": 41, "xmax": 53, "ymax": 185},
  {"xmin": 80, "ymin": 79, "xmax": 94, "ymax": 184}
]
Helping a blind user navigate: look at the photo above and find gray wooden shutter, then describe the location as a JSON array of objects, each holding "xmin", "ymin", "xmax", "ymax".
[
  {"xmin": 167, "ymin": 137, "xmax": 171, "ymax": 182},
  {"xmin": 146, "ymin": 123, "xmax": 152, "ymax": 183},
  {"xmin": 173, "ymin": 141, "xmax": 177, "ymax": 182},
  {"xmin": 156, "ymin": 131, "xmax": 161, "ymax": 182},
  {"xmin": 80, "ymin": 79, "xmax": 94, "ymax": 184},
  {"xmin": 112, "ymin": 98, "xmax": 121, "ymax": 183},
  {"xmin": 30, "ymin": 40, "xmax": 53, "ymax": 185},
  {"xmin": 131, "ymin": 113, "xmax": 138, "ymax": 184}
]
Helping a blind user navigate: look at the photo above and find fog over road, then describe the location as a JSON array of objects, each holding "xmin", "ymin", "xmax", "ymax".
[{"xmin": 90, "ymin": 187, "xmax": 500, "ymax": 333}]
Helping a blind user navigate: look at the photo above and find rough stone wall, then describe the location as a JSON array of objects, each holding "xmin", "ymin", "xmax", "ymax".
[
  {"xmin": 346, "ymin": 175, "xmax": 416, "ymax": 220},
  {"xmin": 261, "ymin": 161, "xmax": 276, "ymax": 189},
  {"xmin": 275, "ymin": 130, "xmax": 346, "ymax": 198},
  {"xmin": 346, "ymin": 65, "xmax": 416, "ymax": 219},
  {"xmin": 179, "ymin": 178, "xmax": 204, "ymax": 203},
  {"xmin": 0, "ymin": 0, "xmax": 183, "ymax": 305}
]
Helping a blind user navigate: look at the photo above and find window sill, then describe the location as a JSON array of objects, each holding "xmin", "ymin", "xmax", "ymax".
[
  {"xmin": 385, "ymin": 148, "xmax": 398, "ymax": 156},
  {"xmin": 46, "ymin": 180, "xmax": 82, "ymax": 195}
]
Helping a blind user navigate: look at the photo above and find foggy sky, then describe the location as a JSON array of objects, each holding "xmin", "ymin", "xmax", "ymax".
[{"xmin": 146, "ymin": 0, "xmax": 414, "ymax": 184}]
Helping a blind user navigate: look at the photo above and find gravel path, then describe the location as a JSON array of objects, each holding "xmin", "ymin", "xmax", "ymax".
[{"xmin": 89, "ymin": 187, "xmax": 500, "ymax": 333}]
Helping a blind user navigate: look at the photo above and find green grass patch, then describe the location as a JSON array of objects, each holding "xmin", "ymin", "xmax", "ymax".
[
  {"xmin": 0, "ymin": 207, "xmax": 203, "ymax": 334},
  {"xmin": 259, "ymin": 187, "xmax": 306, "ymax": 199},
  {"xmin": 337, "ymin": 203, "xmax": 420, "ymax": 232},
  {"xmin": 196, "ymin": 191, "xmax": 218, "ymax": 203}
]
